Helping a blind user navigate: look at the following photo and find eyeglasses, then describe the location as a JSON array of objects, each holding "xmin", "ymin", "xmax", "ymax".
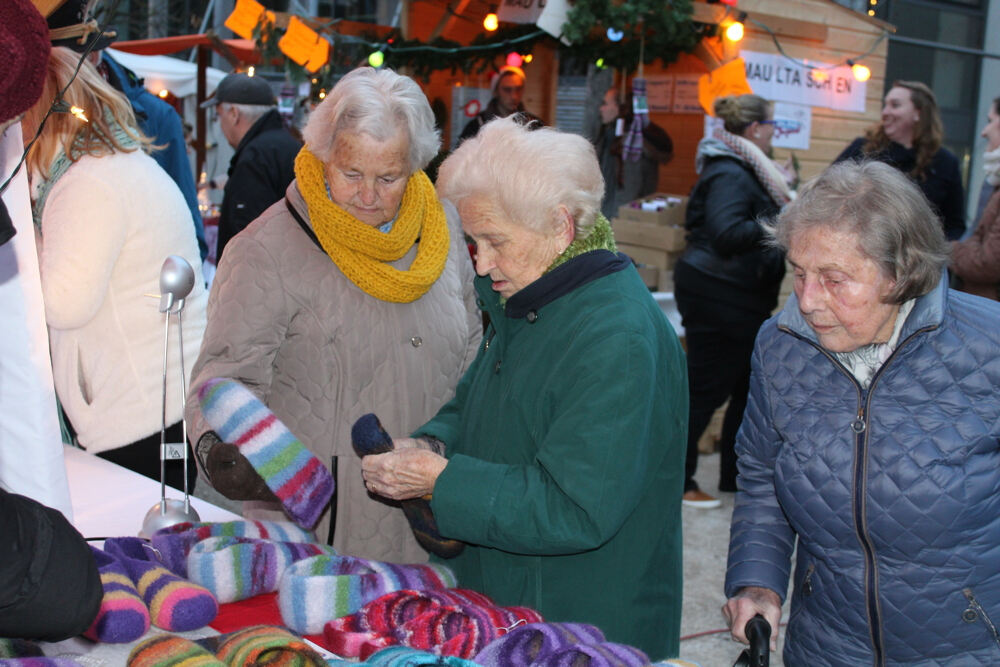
[{"xmin": 758, "ymin": 119, "xmax": 777, "ymax": 125}]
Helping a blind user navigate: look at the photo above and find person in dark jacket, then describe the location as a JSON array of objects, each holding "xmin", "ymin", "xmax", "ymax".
[
  {"xmin": 674, "ymin": 94, "xmax": 792, "ymax": 508},
  {"xmin": 203, "ymin": 73, "xmax": 301, "ymax": 259},
  {"xmin": 0, "ymin": 488, "xmax": 102, "ymax": 640},
  {"xmin": 457, "ymin": 65, "xmax": 543, "ymax": 143},
  {"xmin": 724, "ymin": 160, "xmax": 1000, "ymax": 665},
  {"xmin": 835, "ymin": 80, "xmax": 965, "ymax": 240}
]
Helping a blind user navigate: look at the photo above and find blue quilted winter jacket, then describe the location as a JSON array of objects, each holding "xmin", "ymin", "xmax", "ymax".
[{"xmin": 725, "ymin": 275, "xmax": 1000, "ymax": 666}]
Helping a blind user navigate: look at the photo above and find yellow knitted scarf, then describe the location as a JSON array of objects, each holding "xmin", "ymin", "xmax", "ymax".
[{"xmin": 295, "ymin": 148, "xmax": 450, "ymax": 303}]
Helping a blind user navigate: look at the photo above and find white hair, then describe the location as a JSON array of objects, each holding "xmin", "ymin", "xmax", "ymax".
[
  {"xmin": 436, "ymin": 116, "xmax": 603, "ymax": 238},
  {"xmin": 221, "ymin": 102, "xmax": 272, "ymax": 126},
  {"xmin": 302, "ymin": 67, "xmax": 439, "ymax": 172}
]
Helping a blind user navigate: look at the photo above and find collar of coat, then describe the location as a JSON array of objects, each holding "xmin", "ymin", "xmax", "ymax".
[
  {"xmin": 777, "ymin": 270, "xmax": 948, "ymax": 347},
  {"xmin": 231, "ymin": 109, "xmax": 285, "ymax": 162},
  {"xmin": 476, "ymin": 249, "xmax": 633, "ymax": 320}
]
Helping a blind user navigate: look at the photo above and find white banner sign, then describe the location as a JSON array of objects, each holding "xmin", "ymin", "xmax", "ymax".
[
  {"xmin": 742, "ymin": 50, "xmax": 866, "ymax": 113},
  {"xmin": 703, "ymin": 101, "xmax": 812, "ymax": 150}
]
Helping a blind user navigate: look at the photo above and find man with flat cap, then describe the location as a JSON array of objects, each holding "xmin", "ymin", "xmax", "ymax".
[{"xmin": 203, "ymin": 73, "xmax": 301, "ymax": 259}]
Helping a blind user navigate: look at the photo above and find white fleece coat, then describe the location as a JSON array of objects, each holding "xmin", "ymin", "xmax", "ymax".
[{"xmin": 36, "ymin": 150, "xmax": 207, "ymax": 454}]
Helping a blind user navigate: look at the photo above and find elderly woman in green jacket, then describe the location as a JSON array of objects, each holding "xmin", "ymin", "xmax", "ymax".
[{"xmin": 361, "ymin": 116, "xmax": 688, "ymax": 661}]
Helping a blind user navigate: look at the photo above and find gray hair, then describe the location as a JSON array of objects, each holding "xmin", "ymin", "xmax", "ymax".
[
  {"xmin": 302, "ymin": 67, "xmax": 439, "ymax": 172},
  {"xmin": 436, "ymin": 116, "xmax": 603, "ymax": 238},
  {"xmin": 221, "ymin": 102, "xmax": 272, "ymax": 126},
  {"xmin": 768, "ymin": 160, "xmax": 948, "ymax": 303}
]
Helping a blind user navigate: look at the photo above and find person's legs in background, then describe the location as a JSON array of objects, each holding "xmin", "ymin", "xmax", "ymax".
[{"xmin": 96, "ymin": 421, "xmax": 197, "ymax": 492}]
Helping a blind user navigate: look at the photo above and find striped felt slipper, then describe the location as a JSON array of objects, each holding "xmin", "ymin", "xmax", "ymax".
[
  {"xmin": 127, "ymin": 634, "xmax": 225, "ymax": 667},
  {"xmin": 83, "ymin": 547, "xmax": 150, "ymax": 644}
]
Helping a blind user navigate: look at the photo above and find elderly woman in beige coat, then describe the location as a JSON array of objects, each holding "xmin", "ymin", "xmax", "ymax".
[{"xmin": 186, "ymin": 67, "xmax": 481, "ymax": 562}]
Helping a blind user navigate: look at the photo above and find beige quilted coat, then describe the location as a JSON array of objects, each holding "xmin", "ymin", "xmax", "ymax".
[{"xmin": 186, "ymin": 181, "xmax": 481, "ymax": 562}]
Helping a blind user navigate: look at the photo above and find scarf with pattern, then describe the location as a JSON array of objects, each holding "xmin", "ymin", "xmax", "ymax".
[
  {"xmin": 712, "ymin": 127, "xmax": 794, "ymax": 207},
  {"xmin": 294, "ymin": 147, "xmax": 449, "ymax": 303}
]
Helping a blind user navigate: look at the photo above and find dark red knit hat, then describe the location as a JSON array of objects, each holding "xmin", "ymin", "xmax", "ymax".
[{"xmin": 0, "ymin": 0, "xmax": 51, "ymax": 124}]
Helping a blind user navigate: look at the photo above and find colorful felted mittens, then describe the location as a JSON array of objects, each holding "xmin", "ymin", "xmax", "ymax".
[
  {"xmin": 128, "ymin": 627, "xmax": 328, "ymax": 667},
  {"xmin": 197, "ymin": 378, "xmax": 335, "ymax": 529},
  {"xmin": 103, "ymin": 537, "xmax": 218, "ymax": 632},
  {"xmin": 323, "ymin": 587, "xmax": 544, "ymax": 660},
  {"xmin": 84, "ymin": 546, "xmax": 151, "ymax": 643},
  {"xmin": 277, "ymin": 554, "xmax": 458, "ymax": 635},
  {"xmin": 472, "ymin": 622, "xmax": 649, "ymax": 667},
  {"xmin": 151, "ymin": 520, "xmax": 318, "ymax": 578},
  {"xmin": 186, "ymin": 536, "xmax": 336, "ymax": 603},
  {"xmin": 351, "ymin": 413, "xmax": 463, "ymax": 559}
]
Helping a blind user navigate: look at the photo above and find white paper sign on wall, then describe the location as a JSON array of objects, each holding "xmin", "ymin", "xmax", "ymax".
[{"xmin": 742, "ymin": 50, "xmax": 866, "ymax": 113}]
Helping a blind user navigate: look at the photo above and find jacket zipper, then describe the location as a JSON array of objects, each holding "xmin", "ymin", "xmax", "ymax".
[
  {"xmin": 963, "ymin": 588, "xmax": 1000, "ymax": 652},
  {"xmin": 777, "ymin": 323, "xmax": 936, "ymax": 666}
]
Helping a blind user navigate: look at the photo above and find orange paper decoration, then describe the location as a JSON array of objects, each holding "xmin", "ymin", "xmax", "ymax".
[
  {"xmin": 698, "ymin": 58, "xmax": 754, "ymax": 115},
  {"xmin": 278, "ymin": 16, "xmax": 331, "ymax": 72},
  {"xmin": 225, "ymin": 0, "xmax": 268, "ymax": 40}
]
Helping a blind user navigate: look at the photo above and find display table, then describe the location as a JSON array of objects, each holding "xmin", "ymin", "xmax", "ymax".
[{"xmin": 64, "ymin": 444, "xmax": 239, "ymax": 540}]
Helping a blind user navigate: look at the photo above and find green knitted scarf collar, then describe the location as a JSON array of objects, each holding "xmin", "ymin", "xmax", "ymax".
[{"xmin": 546, "ymin": 213, "xmax": 617, "ymax": 273}]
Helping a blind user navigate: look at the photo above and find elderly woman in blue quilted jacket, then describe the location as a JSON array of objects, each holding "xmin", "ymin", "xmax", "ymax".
[{"xmin": 723, "ymin": 160, "xmax": 1000, "ymax": 665}]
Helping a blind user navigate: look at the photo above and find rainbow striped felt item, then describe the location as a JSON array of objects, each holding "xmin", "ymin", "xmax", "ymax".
[
  {"xmin": 186, "ymin": 536, "xmax": 336, "ymax": 604},
  {"xmin": 203, "ymin": 625, "xmax": 328, "ymax": 666},
  {"xmin": 84, "ymin": 547, "xmax": 150, "ymax": 644},
  {"xmin": 151, "ymin": 520, "xmax": 317, "ymax": 578},
  {"xmin": 127, "ymin": 634, "xmax": 224, "ymax": 667},
  {"xmin": 103, "ymin": 537, "xmax": 218, "ymax": 631},
  {"xmin": 197, "ymin": 378, "xmax": 334, "ymax": 529},
  {"xmin": 277, "ymin": 554, "xmax": 458, "ymax": 635}
]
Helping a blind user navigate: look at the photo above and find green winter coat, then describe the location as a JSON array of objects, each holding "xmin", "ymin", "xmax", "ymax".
[{"xmin": 418, "ymin": 252, "xmax": 687, "ymax": 660}]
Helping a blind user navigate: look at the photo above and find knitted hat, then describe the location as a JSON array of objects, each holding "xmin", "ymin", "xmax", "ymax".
[
  {"xmin": 197, "ymin": 378, "xmax": 335, "ymax": 529},
  {"xmin": 186, "ymin": 536, "xmax": 336, "ymax": 604},
  {"xmin": 277, "ymin": 553, "xmax": 458, "ymax": 635},
  {"xmin": 150, "ymin": 520, "xmax": 317, "ymax": 578},
  {"xmin": 351, "ymin": 413, "xmax": 463, "ymax": 559},
  {"xmin": 1, "ymin": 0, "xmax": 51, "ymax": 125}
]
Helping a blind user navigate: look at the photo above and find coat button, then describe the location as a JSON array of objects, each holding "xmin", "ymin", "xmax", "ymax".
[
  {"xmin": 410, "ymin": 336, "xmax": 422, "ymax": 347},
  {"xmin": 962, "ymin": 608, "xmax": 978, "ymax": 623},
  {"xmin": 494, "ymin": 359, "xmax": 501, "ymax": 373},
  {"xmin": 526, "ymin": 310, "xmax": 538, "ymax": 323}
]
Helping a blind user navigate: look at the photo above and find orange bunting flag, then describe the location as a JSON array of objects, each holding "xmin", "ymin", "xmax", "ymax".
[
  {"xmin": 698, "ymin": 58, "xmax": 754, "ymax": 115},
  {"xmin": 225, "ymin": 0, "xmax": 268, "ymax": 40},
  {"xmin": 278, "ymin": 16, "xmax": 331, "ymax": 72}
]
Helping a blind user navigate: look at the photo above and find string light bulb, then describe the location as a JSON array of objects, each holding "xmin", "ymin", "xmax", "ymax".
[
  {"xmin": 157, "ymin": 89, "xmax": 169, "ymax": 99},
  {"xmin": 848, "ymin": 60, "xmax": 871, "ymax": 82},
  {"xmin": 725, "ymin": 21, "xmax": 745, "ymax": 42},
  {"xmin": 506, "ymin": 52, "xmax": 523, "ymax": 67},
  {"xmin": 606, "ymin": 28, "xmax": 624, "ymax": 42},
  {"xmin": 523, "ymin": 54, "xmax": 533, "ymax": 63},
  {"xmin": 368, "ymin": 50, "xmax": 385, "ymax": 68},
  {"xmin": 483, "ymin": 12, "xmax": 498, "ymax": 31},
  {"xmin": 247, "ymin": 65, "xmax": 255, "ymax": 77},
  {"xmin": 811, "ymin": 69, "xmax": 829, "ymax": 83},
  {"xmin": 595, "ymin": 57, "xmax": 606, "ymax": 69},
  {"xmin": 70, "ymin": 105, "xmax": 89, "ymax": 123}
]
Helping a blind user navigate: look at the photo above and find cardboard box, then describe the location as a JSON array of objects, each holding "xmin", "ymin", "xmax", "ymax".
[
  {"xmin": 635, "ymin": 266, "xmax": 659, "ymax": 290},
  {"xmin": 618, "ymin": 242, "xmax": 681, "ymax": 271},
  {"xmin": 613, "ymin": 218, "xmax": 686, "ymax": 252},
  {"xmin": 618, "ymin": 193, "xmax": 689, "ymax": 227}
]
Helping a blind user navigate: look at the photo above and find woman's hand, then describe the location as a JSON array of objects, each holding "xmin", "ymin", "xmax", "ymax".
[
  {"xmin": 722, "ymin": 586, "xmax": 783, "ymax": 651},
  {"xmin": 361, "ymin": 449, "xmax": 447, "ymax": 501}
]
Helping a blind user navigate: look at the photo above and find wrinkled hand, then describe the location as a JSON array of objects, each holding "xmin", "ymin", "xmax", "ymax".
[
  {"xmin": 722, "ymin": 586, "xmax": 782, "ymax": 651},
  {"xmin": 361, "ymin": 448, "xmax": 447, "ymax": 501}
]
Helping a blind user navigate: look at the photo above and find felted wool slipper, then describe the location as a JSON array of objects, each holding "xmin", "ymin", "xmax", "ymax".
[
  {"xmin": 198, "ymin": 625, "xmax": 327, "ymax": 667},
  {"xmin": 128, "ymin": 634, "xmax": 225, "ymax": 667},
  {"xmin": 278, "ymin": 554, "xmax": 458, "ymax": 635},
  {"xmin": 83, "ymin": 546, "xmax": 151, "ymax": 644},
  {"xmin": 473, "ymin": 622, "xmax": 606, "ymax": 666},
  {"xmin": 150, "ymin": 520, "xmax": 318, "ymax": 578},
  {"xmin": 103, "ymin": 537, "xmax": 218, "ymax": 631},
  {"xmin": 186, "ymin": 536, "xmax": 336, "ymax": 604},
  {"xmin": 351, "ymin": 413, "xmax": 463, "ymax": 559},
  {"xmin": 198, "ymin": 378, "xmax": 334, "ymax": 529}
]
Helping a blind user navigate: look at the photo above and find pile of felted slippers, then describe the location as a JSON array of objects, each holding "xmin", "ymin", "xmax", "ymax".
[
  {"xmin": 127, "ymin": 625, "xmax": 327, "ymax": 666},
  {"xmin": 148, "ymin": 520, "xmax": 458, "ymax": 634},
  {"xmin": 85, "ymin": 538, "xmax": 219, "ymax": 644},
  {"xmin": 322, "ymin": 588, "xmax": 544, "ymax": 660}
]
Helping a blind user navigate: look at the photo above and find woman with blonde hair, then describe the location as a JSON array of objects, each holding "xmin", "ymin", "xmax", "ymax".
[
  {"xmin": 835, "ymin": 80, "xmax": 964, "ymax": 239},
  {"xmin": 674, "ymin": 93, "xmax": 792, "ymax": 508},
  {"xmin": 23, "ymin": 46, "xmax": 207, "ymax": 489}
]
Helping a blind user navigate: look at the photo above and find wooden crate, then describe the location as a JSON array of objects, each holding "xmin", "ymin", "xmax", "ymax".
[
  {"xmin": 613, "ymin": 218, "xmax": 687, "ymax": 252},
  {"xmin": 618, "ymin": 193, "xmax": 689, "ymax": 227}
]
